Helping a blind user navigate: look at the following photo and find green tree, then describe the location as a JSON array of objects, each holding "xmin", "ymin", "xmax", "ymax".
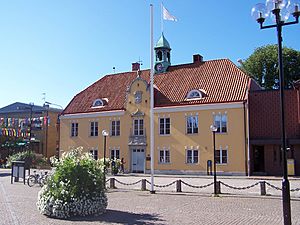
[{"xmin": 242, "ymin": 45, "xmax": 300, "ymax": 89}]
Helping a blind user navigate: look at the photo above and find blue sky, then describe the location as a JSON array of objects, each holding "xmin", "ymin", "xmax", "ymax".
[{"xmin": 0, "ymin": 0, "xmax": 299, "ymax": 109}]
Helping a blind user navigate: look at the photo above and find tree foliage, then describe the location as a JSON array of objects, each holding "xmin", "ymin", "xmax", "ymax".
[{"xmin": 242, "ymin": 45, "xmax": 300, "ymax": 89}]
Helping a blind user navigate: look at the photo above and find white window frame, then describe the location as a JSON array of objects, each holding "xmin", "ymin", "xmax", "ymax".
[
  {"xmin": 216, "ymin": 146, "xmax": 228, "ymax": 164},
  {"xmin": 186, "ymin": 115, "xmax": 198, "ymax": 134},
  {"xmin": 71, "ymin": 122, "xmax": 78, "ymax": 137},
  {"xmin": 159, "ymin": 148, "xmax": 170, "ymax": 164},
  {"xmin": 186, "ymin": 149, "xmax": 199, "ymax": 164},
  {"xmin": 213, "ymin": 113, "xmax": 227, "ymax": 133},
  {"xmin": 92, "ymin": 99, "xmax": 104, "ymax": 107},
  {"xmin": 186, "ymin": 90, "xmax": 202, "ymax": 100},
  {"xmin": 111, "ymin": 120, "xmax": 120, "ymax": 136},
  {"xmin": 90, "ymin": 149, "xmax": 98, "ymax": 160},
  {"xmin": 159, "ymin": 117, "xmax": 171, "ymax": 135},
  {"xmin": 110, "ymin": 148, "xmax": 120, "ymax": 159},
  {"xmin": 90, "ymin": 121, "xmax": 98, "ymax": 137},
  {"xmin": 133, "ymin": 118, "xmax": 144, "ymax": 136}
]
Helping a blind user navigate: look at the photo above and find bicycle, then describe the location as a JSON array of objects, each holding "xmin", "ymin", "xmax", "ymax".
[{"xmin": 27, "ymin": 171, "xmax": 49, "ymax": 187}]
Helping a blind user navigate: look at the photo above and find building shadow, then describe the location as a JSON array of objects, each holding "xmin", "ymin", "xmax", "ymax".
[
  {"xmin": 0, "ymin": 172, "xmax": 11, "ymax": 177},
  {"xmin": 56, "ymin": 209, "xmax": 165, "ymax": 225}
]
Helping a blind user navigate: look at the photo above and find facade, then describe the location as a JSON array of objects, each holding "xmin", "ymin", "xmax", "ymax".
[
  {"xmin": 249, "ymin": 84, "xmax": 300, "ymax": 176},
  {"xmin": 60, "ymin": 34, "xmax": 259, "ymax": 175},
  {"xmin": 0, "ymin": 102, "xmax": 62, "ymax": 160}
]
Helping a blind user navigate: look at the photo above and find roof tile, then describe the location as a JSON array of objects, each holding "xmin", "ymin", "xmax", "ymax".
[{"xmin": 63, "ymin": 59, "xmax": 251, "ymax": 115}]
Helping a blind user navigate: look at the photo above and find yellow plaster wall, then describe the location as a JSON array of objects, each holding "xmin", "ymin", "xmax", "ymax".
[{"xmin": 60, "ymin": 77, "xmax": 247, "ymax": 174}]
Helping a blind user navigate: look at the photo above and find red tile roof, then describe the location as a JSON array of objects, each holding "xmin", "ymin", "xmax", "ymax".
[{"xmin": 63, "ymin": 59, "xmax": 256, "ymax": 115}]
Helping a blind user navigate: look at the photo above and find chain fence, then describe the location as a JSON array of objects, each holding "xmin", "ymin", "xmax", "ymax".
[
  {"xmin": 265, "ymin": 181, "xmax": 282, "ymax": 191},
  {"xmin": 220, "ymin": 181, "xmax": 260, "ymax": 190},
  {"xmin": 114, "ymin": 179, "xmax": 142, "ymax": 186},
  {"xmin": 146, "ymin": 180, "xmax": 177, "ymax": 188},
  {"xmin": 181, "ymin": 180, "xmax": 214, "ymax": 189},
  {"xmin": 108, "ymin": 177, "xmax": 300, "ymax": 197}
]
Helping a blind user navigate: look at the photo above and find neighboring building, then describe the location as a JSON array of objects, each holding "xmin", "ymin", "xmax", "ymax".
[
  {"xmin": 249, "ymin": 83, "xmax": 300, "ymax": 176},
  {"xmin": 60, "ymin": 34, "xmax": 260, "ymax": 175},
  {"xmin": 0, "ymin": 102, "xmax": 62, "ymax": 160}
]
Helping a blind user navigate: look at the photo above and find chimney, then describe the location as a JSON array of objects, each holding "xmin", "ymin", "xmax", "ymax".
[
  {"xmin": 193, "ymin": 54, "xmax": 203, "ymax": 63},
  {"xmin": 132, "ymin": 62, "xmax": 140, "ymax": 71}
]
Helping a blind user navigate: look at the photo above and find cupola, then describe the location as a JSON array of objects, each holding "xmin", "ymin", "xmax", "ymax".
[{"xmin": 154, "ymin": 33, "xmax": 171, "ymax": 74}]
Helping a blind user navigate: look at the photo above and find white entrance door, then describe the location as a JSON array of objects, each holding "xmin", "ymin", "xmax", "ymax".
[{"xmin": 132, "ymin": 148, "xmax": 145, "ymax": 173}]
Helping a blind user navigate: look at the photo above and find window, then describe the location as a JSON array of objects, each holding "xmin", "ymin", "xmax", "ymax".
[
  {"xmin": 71, "ymin": 122, "xmax": 78, "ymax": 137},
  {"xmin": 159, "ymin": 117, "xmax": 170, "ymax": 135},
  {"xmin": 90, "ymin": 149, "xmax": 98, "ymax": 160},
  {"xmin": 92, "ymin": 99, "xmax": 103, "ymax": 107},
  {"xmin": 186, "ymin": 149, "xmax": 198, "ymax": 164},
  {"xmin": 90, "ymin": 121, "xmax": 98, "ymax": 137},
  {"xmin": 159, "ymin": 149, "xmax": 170, "ymax": 163},
  {"xmin": 135, "ymin": 91, "xmax": 142, "ymax": 104},
  {"xmin": 216, "ymin": 149, "xmax": 227, "ymax": 164},
  {"xmin": 157, "ymin": 51, "xmax": 162, "ymax": 61},
  {"xmin": 214, "ymin": 113, "xmax": 227, "ymax": 133},
  {"xmin": 133, "ymin": 118, "xmax": 144, "ymax": 136},
  {"xmin": 111, "ymin": 120, "xmax": 120, "ymax": 136},
  {"xmin": 110, "ymin": 149, "xmax": 120, "ymax": 159},
  {"xmin": 186, "ymin": 115, "xmax": 198, "ymax": 134}
]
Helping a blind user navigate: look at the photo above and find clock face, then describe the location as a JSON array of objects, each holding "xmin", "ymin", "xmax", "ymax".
[{"xmin": 155, "ymin": 63, "xmax": 164, "ymax": 72}]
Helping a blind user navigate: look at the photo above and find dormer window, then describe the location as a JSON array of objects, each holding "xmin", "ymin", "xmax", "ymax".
[
  {"xmin": 186, "ymin": 89, "xmax": 206, "ymax": 101},
  {"xmin": 93, "ymin": 99, "xmax": 103, "ymax": 107},
  {"xmin": 92, "ymin": 98, "xmax": 108, "ymax": 108}
]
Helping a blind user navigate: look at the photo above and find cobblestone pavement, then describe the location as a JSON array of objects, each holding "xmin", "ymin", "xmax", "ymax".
[{"xmin": 1, "ymin": 169, "xmax": 300, "ymax": 225}]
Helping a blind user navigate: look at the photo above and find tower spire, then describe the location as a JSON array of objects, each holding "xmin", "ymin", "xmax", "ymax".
[{"xmin": 154, "ymin": 33, "xmax": 171, "ymax": 74}]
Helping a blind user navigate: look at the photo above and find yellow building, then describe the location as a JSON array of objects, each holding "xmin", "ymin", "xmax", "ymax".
[
  {"xmin": 0, "ymin": 102, "xmax": 62, "ymax": 159},
  {"xmin": 60, "ymin": 34, "xmax": 259, "ymax": 175}
]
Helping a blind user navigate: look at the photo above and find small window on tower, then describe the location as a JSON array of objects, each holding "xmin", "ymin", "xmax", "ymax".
[{"xmin": 157, "ymin": 51, "xmax": 162, "ymax": 61}]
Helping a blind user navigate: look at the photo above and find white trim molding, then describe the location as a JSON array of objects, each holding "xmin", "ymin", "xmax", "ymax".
[
  {"xmin": 154, "ymin": 102, "xmax": 244, "ymax": 113},
  {"xmin": 60, "ymin": 110, "xmax": 125, "ymax": 119}
]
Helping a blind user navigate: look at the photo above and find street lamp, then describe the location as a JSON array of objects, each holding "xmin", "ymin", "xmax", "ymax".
[
  {"xmin": 44, "ymin": 101, "xmax": 64, "ymax": 158},
  {"xmin": 44, "ymin": 101, "xmax": 63, "ymax": 110},
  {"xmin": 210, "ymin": 124, "xmax": 218, "ymax": 196},
  {"xmin": 43, "ymin": 104, "xmax": 50, "ymax": 158},
  {"xmin": 251, "ymin": 1, "xmax": 299, "ymax": 224},
  {"xmin": 102, "ymin": 129, "xmax": 109, "ymax": 188}
]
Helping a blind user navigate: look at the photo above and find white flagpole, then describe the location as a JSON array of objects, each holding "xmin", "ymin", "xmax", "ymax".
[
  {"xmin": 161, "ymin": 3, "xmax": 163, "ymax": 33},
  {"xmin": 150, "ymin": 3, "xmax": 155, "ymax": 194}
]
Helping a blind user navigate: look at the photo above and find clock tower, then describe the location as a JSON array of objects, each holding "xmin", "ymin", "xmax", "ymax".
[{"xmin": 154, "ymin": 33, "xmax": 171, "ymax": 74}]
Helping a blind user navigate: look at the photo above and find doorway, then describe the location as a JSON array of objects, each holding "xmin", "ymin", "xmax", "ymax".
[
  {"xmin": 131, "ymin": 148, "xmax": 145, "ymax": 173},
  {"xmin": 253, "ymin": 145, "xmax": 265, "ymax": 173}
]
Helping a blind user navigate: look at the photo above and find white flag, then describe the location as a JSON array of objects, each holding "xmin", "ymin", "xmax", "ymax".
[{"xmin": 162, "ymin": 5, "xmax": 177, "ymax": 22}]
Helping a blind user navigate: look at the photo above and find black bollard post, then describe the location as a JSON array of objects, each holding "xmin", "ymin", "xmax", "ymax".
[{"xmin": 176, "ymin": 180, "xmax": 182, "ymax": 192}]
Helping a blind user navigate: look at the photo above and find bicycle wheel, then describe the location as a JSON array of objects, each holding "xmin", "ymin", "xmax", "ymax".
[
  {"xmin": 27, "ymin": 175, "xmax": 36, "ymax": 187},
  {"xmin": 39, "ymin": 175, "xmax": 48, "ymax": 187}
]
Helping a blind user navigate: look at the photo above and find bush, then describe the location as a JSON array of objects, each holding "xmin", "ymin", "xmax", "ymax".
[
  {"xmin": 6, "ymin": 151, "xmax": 35, "ymax": 168},
  {"xmin": 37, "ymin": 147, "xmax": 107, "ymax": 218},
  {"xmin": 6, "ymin": 151, "xmax": 50, "ymax": 169}
]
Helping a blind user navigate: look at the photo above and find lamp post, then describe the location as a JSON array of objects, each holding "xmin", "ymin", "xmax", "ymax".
[
  {"xmin": 43, "ymin": 103, "xmax": 49, "ymax": 158},
  {"xmin": 251, "ymin": 1, "xmax": 299, "ymax": 224},
  {"xmin": 44, "ymin": 101, "xmax": 63, "ymax": 110},
  {"xmin": 102, "ymin": 130, "xmax": 108, "ymax": 188},
  {"xmin": 210, "ymin": 124, "xmax": 218, "ymax": 195},
  {"xmin": 44, "ymin": 101, "xmax": 63, "ymax": 158}
]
